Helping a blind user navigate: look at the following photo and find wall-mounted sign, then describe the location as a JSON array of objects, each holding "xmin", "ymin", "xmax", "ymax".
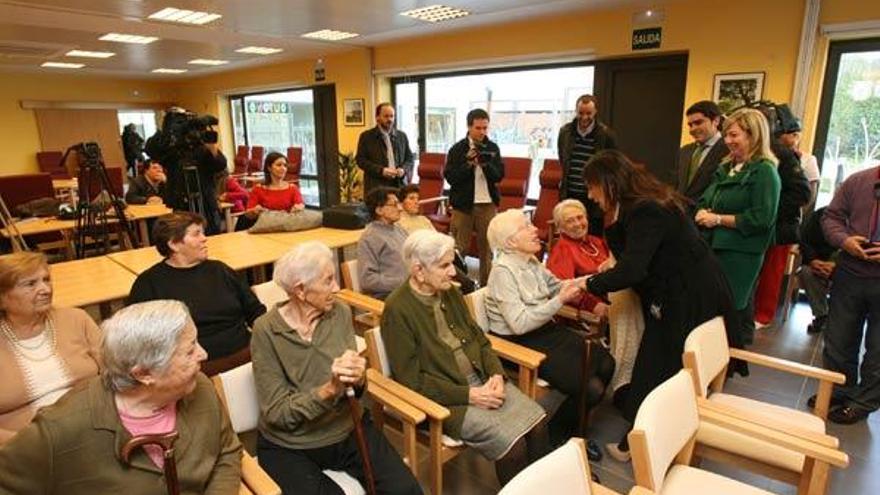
[
  {"xmin": 632, "ymin": 27, "xmax": 662, "ymax": 50},
  {"xmin": 247, "ymin": 101, "xmax": 291, "ymax": 113},
  {"xmin": 315, "ymin": 58, "xmax": 326, "ymax": 82}
]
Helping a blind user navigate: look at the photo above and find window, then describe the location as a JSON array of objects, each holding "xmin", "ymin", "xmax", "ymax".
[
  {"xmin": 394, "ymin": 64, "xmax": 594, "ymax": 199},
  {"xmin": 117, "ymin": 110, "xmax": 157, "ymax": 141}
]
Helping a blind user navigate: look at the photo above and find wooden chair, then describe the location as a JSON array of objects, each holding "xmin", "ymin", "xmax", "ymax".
[
  {"xmin": 629, "ymin": 370, "xmax": 848, "ymax": 495},
  {"xmin": 682, "ymin": 317, "xmax": 847, "ymax": 493},
  {"xmin": 339, "ymin": 259, "xmax": 379, "ymax": 331}
]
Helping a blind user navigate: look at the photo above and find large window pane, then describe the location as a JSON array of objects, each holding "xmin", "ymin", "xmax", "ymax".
[
  {"xmin": 395, "ymin": 82, "xmax": 420, "ymax": 182},
  {"xmin": 117, "ymin": 110, "xmax": 157, "ymax": 141},
  {"xmin": 230, "ymin": 98, "xmax": 245, "ymax": 149},
  {"xmin": 424, "ymin": 66, "xmax": 593, "ymax": 199},
  {"xmin": 243, "ymin": 90, "xmax": 317, "ymax": 176}
]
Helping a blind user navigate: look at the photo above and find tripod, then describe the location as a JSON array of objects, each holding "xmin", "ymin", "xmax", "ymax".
[{"xmin": 0, "ymin": 193, "xmax": 29, "ymax": 252}]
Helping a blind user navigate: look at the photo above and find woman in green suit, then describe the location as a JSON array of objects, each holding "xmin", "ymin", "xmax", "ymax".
[{"xmin": 696, "ymin": 108, "xmax": 781, "ymax": 345}]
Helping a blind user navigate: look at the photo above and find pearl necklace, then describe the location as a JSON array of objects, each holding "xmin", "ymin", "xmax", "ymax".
[{"xmin": 1, "ymin": 316, "xmax": 57, "ymax": 362}]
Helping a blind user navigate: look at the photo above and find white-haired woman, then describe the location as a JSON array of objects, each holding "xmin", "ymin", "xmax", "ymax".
[
  {"xmin": 251, "ymin": 242, "xmax": 420, "ymax": 495},
  {"xmin": 382, "ymin": 230, "xmax": 548, "ymax": 485},
  {"xmin": 0, "ymin": 300, "xmax": 242, "ymax": 494}
]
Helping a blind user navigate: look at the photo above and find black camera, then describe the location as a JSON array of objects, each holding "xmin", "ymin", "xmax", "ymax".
[
  {"xmin": 145, "ymin": 108, "xmax": 219, "ymax": 166},
  {"xmin": 473, "ymin": 142, "xmax": 496, "ymax": 164}
]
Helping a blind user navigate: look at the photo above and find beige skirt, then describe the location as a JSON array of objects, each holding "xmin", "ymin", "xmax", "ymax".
[{"xmin": 458, "ymin": 382, "xmax": 546, "ymax": 460}]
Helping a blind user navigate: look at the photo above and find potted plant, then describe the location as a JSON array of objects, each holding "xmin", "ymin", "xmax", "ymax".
[{"xmin": 338, "ymin": 152, "xmax": 363, "ymax": 203}]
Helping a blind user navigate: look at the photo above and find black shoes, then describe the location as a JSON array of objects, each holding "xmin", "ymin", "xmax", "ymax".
[
  {"xmin": 828, "ymin": 405, "xmax": 871, "ymax": 425},
  {"xmin": 806, "ymin": 393, "xmax": 845, "ymax": 410},
  {"xmin": 586, "ymin": 439, "xmax": 603, "ymax": 462},
  {"xmin": 807, "ymin": 315, "xmax": 828, "ymax": 334}
]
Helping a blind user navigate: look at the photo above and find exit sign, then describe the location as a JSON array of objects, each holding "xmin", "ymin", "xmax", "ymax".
[{"xmin": 632, "ymin": 27, "xmax": 662, "ymax": 50}]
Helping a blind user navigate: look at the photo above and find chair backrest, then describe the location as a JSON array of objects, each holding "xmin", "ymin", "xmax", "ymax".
[
  {"xmin": 249, "ymin": 146, "xmax": 265, "ymax": 175},
  {"xmin": 464, "ymin": 288, "xmax": 490, "ymax": 332},
  {"xmin": 498, "ymin": 157, "xmax": 533, "ymax": 212},
  {"xmin": 236, "ymin": 145, "xmax": 249, "ymax": 158},
  {"xmin": 0, "ymin": 173, "xmax": 55, "ymax": 211},
  {"xmin": 215, "ymin": 362, "xmax": 260, "ymax": 433},
  {"xmin": 364, "ymin": 327, "xmax": 392, "ymax": 376},
  {"xmin": 233, "ymin": 155, "xmax": 250, "ymax": 175},
  {"xmin": 533, "ymin": 159, "xmax": 562, "ymax": 241},
  {"xmin": 285, "ymin": 147, "xmax": 303, "ymax": 183},
  {"xmin": 341, "ymin": 259, "xmax": 361, "ymax": 292},
  {"xmin": 682, "ymin": 316, "xmax": 730, "ymax": 398},
  {"xmin": 251, "ymin": 281, "xmax": 288, "ymax": 309},
  {"xmin": 36, "ymin": 151, "xmax": 70, "ymax": 179},
  {"xmin": 631, "ymin": 370, "xmax": 699, "ymax": 491},
  {"xmin": 499, "ymin": 438, "xmax": 593, "ymax": 495},
  {"xmin": 417, "ymin": 152, "xmax": 446, "ymax": 214},
  {"xmin": 86, "ymin": 167, "xmax": 124, "ymax": 201}
]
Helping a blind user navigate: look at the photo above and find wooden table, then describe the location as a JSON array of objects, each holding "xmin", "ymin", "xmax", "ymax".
[
  {"xmin": 125, "ymin": 203, "xmax": 173, "ymax": 246},
  {"xmin": 260, "ymin": 227, "xmax": 364, "ymax": 251},
  {"xmin": 50, "ymin": 256, "xmax": 136, "ymax": 312}
]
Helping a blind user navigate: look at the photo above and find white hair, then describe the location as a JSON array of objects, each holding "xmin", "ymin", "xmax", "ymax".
[
  {"xmin": 101, "ymin": 300, "xmax": 190, "ymax": 392},
  {"xmin": 552, "ymin": 199, "xmax": 587, "ymax": 229},
  {"xmin": 402, "ymin": 230, "xmax": 455, "ymax": 272},
  {"xmin": 273, "ymin": 241, "xmax": 334, "ymax": 294},
  {"xmin": 487, "ymin": 209, "xmax": 528, "ymax": 252}
]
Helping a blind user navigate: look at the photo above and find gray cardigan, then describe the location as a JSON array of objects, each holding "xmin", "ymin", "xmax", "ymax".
[{"xmin": 357, "ymin": 221, "xmax": 409, "ymax": 299}]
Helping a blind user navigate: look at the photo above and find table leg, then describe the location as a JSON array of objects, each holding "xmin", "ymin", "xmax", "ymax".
[
  {"xmin": 225, "ymin": 208, "xmax": 234, "ymax": 233},
  {"xmin": 137, "ymin": 220, "xmax": 149, "ymax": 247}
]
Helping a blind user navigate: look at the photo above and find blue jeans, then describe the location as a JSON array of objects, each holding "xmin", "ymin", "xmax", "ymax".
[{"xmin": 823, "ymin": 268, "xmax": 880, "ymax": 411}]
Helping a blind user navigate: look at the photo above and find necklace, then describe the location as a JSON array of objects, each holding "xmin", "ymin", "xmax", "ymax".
[
  {"xmin": 1, "ymin": 316, "xmax": 57, "ymax": 362},
  {"xmin": 578, "ymin": 238, "xmax": 600, "ymax": 257}
]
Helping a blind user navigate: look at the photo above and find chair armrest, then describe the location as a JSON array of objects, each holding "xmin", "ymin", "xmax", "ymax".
[
  {"xmin": 418, "ymin": 195, "xmax": 448, "ymax": 206},
  {"xmin": 698, "ymin": 405, "xmax": 849, "ymax": 468},
  {"xmin": 557, "ymin": 305, "xmax": 602, "ymax": 326},
  {"xmin": 241, "ymin": 451, "xmax": 282, "ymax": 495},
  {"xmin": 367, "ymin": 376, "xmax": 427, "ymax": 425},
  {"xmin": 239, "ymin": 485, "xmax": 254, "ymax": 495},
  {"xmin": 486, "ymin": 334, "xmax": 545, "ymax": 369},
  {"xmin": 337, "ymin": 289, "xmax": 384, "ymax": 315},
  {"xmin": 728, "ymin": 348, "xmax": 845, "ymax": 384},
  {"xmin": 366, "ymin": 369, "xmax": 451, "ymax": 421},
  {"xmin": 627, "ymin": 487, "xmax": 656, "ymax": 495}
]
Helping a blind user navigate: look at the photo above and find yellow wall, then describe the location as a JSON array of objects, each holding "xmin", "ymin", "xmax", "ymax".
[{"xmin": 0, "ymin": 72, "xmax": 171, "ymax": 175}]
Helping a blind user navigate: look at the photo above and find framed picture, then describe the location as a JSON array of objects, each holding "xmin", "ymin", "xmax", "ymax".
[
  {"xmin": 343, "ymin": 98, "xmax": 365, "ymax": 126},
  {"xmin": 713, "ymin": 72, "xmax": 765, "ymax": 113}
]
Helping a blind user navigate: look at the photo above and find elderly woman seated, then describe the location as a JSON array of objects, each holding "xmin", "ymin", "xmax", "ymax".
[
  {"xmin": 128, "ymin": 211, "xmax": 266, "ymax": 375},
  {"xmin": 0, "ymin": 300, "xmax": 242, "ymax": 494},
  {"xmin": 0, "ymin": 252, "xmax": 101, "ymax": 444},
  {"xmin": 382, "ymin": 230, "xmax": 549, "ymax": 485},
  {"xmin": 357, "ymin": 186, "xmax": 410, "ymax": 299},
  {"xmin": 485, "ymin": 209, "xmax": 612, "ymax": 453},
  {"xmin": 397, "ymin": 184, "xmax": 436, "ymax": 234},
  {"xmin": 252, "ymin": 242, "xmax": 421, "ymax": 495}
]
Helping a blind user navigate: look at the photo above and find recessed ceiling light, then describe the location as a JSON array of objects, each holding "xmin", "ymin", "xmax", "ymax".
[
  {"xmin": 65, "ymin": 50, "xmax": 115, "ymax": 59},
  {"xmin": 400, "ymin": 5, "xmax": 470, "ymax": 23},
  {"xmin": 148, "ymin": 7, "xmax": 222, "ymax": 25},
  {"xmin": 152, "ymin": 68, "xmax": 188, "ymax": 74},
  {"xmin": 301, "ymin": 29, "xmax": 359, "ymax": 41},
  {"xmin": 188, "ymin": 59, "xmax": 229, "ymax": 66},
  {"xmin": 99, "ymin": 33, "xmax": 159, "ymax": 44},
  {"xmin": 41, "ymin": 62, "xmax": 85, "ymax": 69},
  {"xmin": 236, "ymin": 46, "xmax": 284, "ymax": 55}
]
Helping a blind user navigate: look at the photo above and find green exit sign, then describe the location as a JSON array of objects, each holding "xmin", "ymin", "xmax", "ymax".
[{"xmin": 632, "ymin": 27, "xmax": 662, "ymax": 50}]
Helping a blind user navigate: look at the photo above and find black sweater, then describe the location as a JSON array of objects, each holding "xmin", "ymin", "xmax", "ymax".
[
  {"xmin": 127, "ymin": 259, "xmax": 266, "ymax": 360},
  {"xmin": 443, "ymin": 136, "xmax": 504, "ymax": 213}
]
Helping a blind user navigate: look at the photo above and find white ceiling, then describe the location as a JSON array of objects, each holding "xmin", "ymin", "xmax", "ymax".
[{"xmin": 0, "ymin": 0, "xmax": 657, "ymax": 79}]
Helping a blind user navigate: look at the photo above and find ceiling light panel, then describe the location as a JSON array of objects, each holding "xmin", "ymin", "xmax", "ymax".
[
  {"xmin": 236, "ymin": 46, "xmax": 284, "ymax": 55},
  {"xmin": 41, "ymin": 62, "xmax": 84, "ymax": 69},
  {"xmin": 400, "ymin": 5, "xmax": 470, "ymax": 23},
  {"xmin": 99, "ymin": 33, "xmax": 159, "ymax": 44},
  {"xmin": 301, "ymin": 29, "xmax": 359, "ymax": 41},
  {"xmin": 188, "ymin": 59, "xmax": 229, "ymax": 65},
  {"xmin": 152, "ymin": 68, "xmax": 188, "ymax": 74},
  {"xmin": 148, "ymin": 7, "xmax": 222, "ymax": 25},
  {"xmin": 65, "ymin": 50, "xmax": 115, "ymax": 58}
]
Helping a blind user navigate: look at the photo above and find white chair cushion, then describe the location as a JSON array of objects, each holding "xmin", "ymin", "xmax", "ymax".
[
  {"xmin": 696, "ymin": 393, "xmax": 825, "ymax": 472},
  {"xmin": 499, "ymin": 439, "xmax": 591, "ymax": 495},
  {"xmin": 662, "ymin": 465, "xmax": 773, "ymax": 494},
  {"xmin": 324, "ymin": 470, "xmax": 366, "ymax": 495}
]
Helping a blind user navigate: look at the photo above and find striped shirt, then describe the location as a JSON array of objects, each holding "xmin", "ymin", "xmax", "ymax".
[{"xmin": 566, "ymin": 129, "xmax": 597, "ymax": 199}]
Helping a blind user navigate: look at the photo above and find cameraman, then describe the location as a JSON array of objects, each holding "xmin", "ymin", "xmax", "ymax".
[
  {"xmin": 189, "ymin": 125, "xmax": 227, "ymax": 235},
  {"xmin": 444, "ymin": 108, "xmax": 505, "ymax": 286}
]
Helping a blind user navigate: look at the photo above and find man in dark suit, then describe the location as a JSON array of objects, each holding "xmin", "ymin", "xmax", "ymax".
[
  {"xmin": 677, "ymin": 100, "xmax": 728, "ymax": 207},
  {"xmin": 356, "ymin": 102, "xmax": 414, "ymax": 195}
]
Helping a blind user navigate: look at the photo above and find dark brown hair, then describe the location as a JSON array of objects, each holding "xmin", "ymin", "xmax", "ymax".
[
  {"xmin": 365, "ymin": 186, "xmax": 398, "ymax": 221},
  {"xmin": 397, "ymin": 184, "xmax": 420, "ymax": 201},
  {"xmin": 152, "ymin": 212, "xmax": 206, "ymax": 257},
  {"xmin": 263, "ymin": 151, "xmax": 287, "ymax": 186},
  {"xmin": 582, "ymin": 150, "xmax": 687, "ymax": 216}
]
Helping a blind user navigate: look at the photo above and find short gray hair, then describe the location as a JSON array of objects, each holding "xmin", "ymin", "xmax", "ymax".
[
  {"xmin": 403, "ymin": 230, "xmax": 455, "ymax": 271},
  {"xmin": 552, "ymin": 199, "xmax": 587, "ymax": 229},
  {"xmin": 101, "ymin": 300, "xmax": 190, "ymax": 392},
  {"xmin": 274, "ymin": 241, "xmax": 334, "ymax": 293},
  {"xmin": 487, "ymin": 209, "xmax": 528, "ymax": 252}
]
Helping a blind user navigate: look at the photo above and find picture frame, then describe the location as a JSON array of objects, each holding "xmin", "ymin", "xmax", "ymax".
[
  {"xmin": 713, "ymin": 72, "xmax": 765, "ymax": 113},
  {"xmin": 343, "ymin": 98, "xmax": 366, "ymax": 127}
]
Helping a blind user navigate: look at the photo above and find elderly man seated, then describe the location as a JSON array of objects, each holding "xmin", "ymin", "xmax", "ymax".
[
  {"xmin": 357, "ymin": 187, "xmax": 410, "ymax": 299},
  {"xmin": 251, "ymin": 242, "xmax": 421, "ymax": 495}
]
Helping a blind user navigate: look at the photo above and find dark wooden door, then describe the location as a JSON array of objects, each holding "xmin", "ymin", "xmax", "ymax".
[{"xmin": 595, "ymin": 54, "xmax": 688, "ymax": 185}]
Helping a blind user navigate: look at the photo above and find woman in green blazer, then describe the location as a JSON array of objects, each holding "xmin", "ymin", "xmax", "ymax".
[{"xmin": 696, "ymin": 108, "xmax": 781, "ymax": 345}]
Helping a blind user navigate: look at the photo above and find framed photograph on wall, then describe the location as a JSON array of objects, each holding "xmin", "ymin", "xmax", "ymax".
[
  {"xmin": 713, "ymin": 72, "xmax": 765, "ymax": 113},
  {"xmin": 343, "ymin": 98, "xmax": 365, "ymax": 126}
]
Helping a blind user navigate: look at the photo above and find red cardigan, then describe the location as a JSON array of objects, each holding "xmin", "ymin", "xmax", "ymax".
[
  {"xmin": 247, "ymin": 184, "xmax": 304, "ymax": 211},
  {"xmin": 546, "ymin": 233, "xmax": 610, "ymax": 311}
]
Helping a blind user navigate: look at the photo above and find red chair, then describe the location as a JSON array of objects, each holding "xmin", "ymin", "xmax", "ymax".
[
  {"xmin": 497, "ymin": 157, "xmax": 532, "ymax": 212},
  {"xmin": 416, "ymin": 152, "xmax": 450, "ymax": 232},
  {"xmin": 0, "ymin": 173, "xmax": 55, "ymax": 212},
  {"xmin": 285, "ymin": 147, "xmax": 303, "ymax": 184},
  {"xmin": 85, "ymin": 167, "xmax": 125, "ymax": 201},
  {"xmin": 534, "ymin": 159, "xmax": 562, "ymax": 251},
  {"xmin": 249, "ymin": 146, "xmax": 265, "ymax": 174},
  {"xmin": 36, "ymin": 151, "xmax": 70, "ymax": 179},
  {"xmin": 233, "ymin": 145, "xmax": 250, "ymax": 175}
]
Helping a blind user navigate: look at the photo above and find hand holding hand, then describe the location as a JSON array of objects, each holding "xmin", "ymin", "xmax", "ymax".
[
  {"xmin": 469, "ymin": 379, "xmax": 504, "ymax": 409},
  {"xmin": 557, "ymin": 279, "xmax": 582, "ymax": 304},
  {"xmin": 695, "ymin": 209, "xmax": 720, "ymax": 228},
  {"xmin": 331, "ymin": 350, "xmax": 366, "ymax": 386}
]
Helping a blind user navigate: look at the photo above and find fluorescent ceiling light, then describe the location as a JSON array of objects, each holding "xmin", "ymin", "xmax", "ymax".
[
  {"xmin": 301, "ymin": 29, "xmax": 359, "ymax": 41},
  {"xmin": 41, "ymin": 62, "xmax": 85, "ymax": 69},
  {"xmin": 152, "ymin": 68, "xmax": 188, "ymax": 74},
  {"xmin": 188, "ymin": 58, "xmax": 229, "ymax": 66},
  {"xmin": 236, "ymin": 46, "xmax": 284, "ymax": 55},
  {"xmin": 148, "ymin": 7, "xmax": 222, "ymax": 25},
  {"xmin": 99, "ymin": 33, "xmax": 159, "ymax": 44},
  {"xmin": 65, "ymin": 49, "xmax": 115, "ymax": 58},
  {"xmin": 400, "ymin": 5, "xmax": 470, "ymax": 23}
]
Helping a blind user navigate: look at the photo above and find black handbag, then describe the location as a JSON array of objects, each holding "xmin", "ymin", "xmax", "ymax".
[
  {"xmin": 322, "ymin": 203, "xmax": 370, "ymax": 230},
  {"xmin": 14, "ymin": 197, "xmax": 61, "ymax": 218}
]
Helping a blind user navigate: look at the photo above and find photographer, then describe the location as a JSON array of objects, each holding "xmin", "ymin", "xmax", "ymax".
[{"xmin": 444, "ymin": 108, "xmax": 505, "ymax": 286}]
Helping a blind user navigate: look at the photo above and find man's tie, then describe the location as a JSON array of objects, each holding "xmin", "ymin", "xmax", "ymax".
[
  {"xmin": 382, "ymin": 132, "xmax": 396, "ymax": 171},
  {"xmin": 687, "ymin": 143, "xmax": 706, "ymax": 185}
]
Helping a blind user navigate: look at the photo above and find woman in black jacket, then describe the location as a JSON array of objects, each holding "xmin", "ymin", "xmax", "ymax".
[{"xmin": 581, "ymin": 150, "xmax": 734, "ymax": 462}]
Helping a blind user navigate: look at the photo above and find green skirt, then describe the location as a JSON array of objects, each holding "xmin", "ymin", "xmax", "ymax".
[{"xmin": 714, "ymin": 249, "xmax": 765, "ymax": 310}]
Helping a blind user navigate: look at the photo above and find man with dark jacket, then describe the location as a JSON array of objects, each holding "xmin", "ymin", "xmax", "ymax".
[
  {"xmin": 121, "ymin": 123, "xmax": 144, "ymax": 177},
  {"xmin": 557, "ymin": 94, "xmax": 616, "ymax": 236},
  {"xmin": 125, "ymin": 160, "xmax": 166, "ymax": 205},
  {"xmin": 444, "ymin": 108, "xmax": 504, "ymax": 286},
  {"xmin": 355, "ymin": 102, "xmax": 414, "ymax": 195},
  {"xmin": 797, "ymin": 207, "xmax": 836, "ymax": 334},
  {"xmin": 677, "ymin": 101, "xmax": 728, "ymax": 208}
]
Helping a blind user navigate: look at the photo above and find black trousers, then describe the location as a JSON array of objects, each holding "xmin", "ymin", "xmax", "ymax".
[{"xmin": 257, "ymin": 417, "xmax": 422, "ymax": 495}]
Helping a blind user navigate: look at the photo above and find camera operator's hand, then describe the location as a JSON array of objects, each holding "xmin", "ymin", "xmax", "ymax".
[{"xmin": 466, "ymin": 147, "xmax": 480, "ymax": 167}]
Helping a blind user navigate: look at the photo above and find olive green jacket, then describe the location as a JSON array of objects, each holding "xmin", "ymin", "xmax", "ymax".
[
  {"xmin": 0, "ymin": 374, "xmax": 242, "ymax": 495},
  {"xmin": 381, "ymin": 282, "xmax": 504, "ymax": 437},
  {"xmin": 697, "ymin": 158, "xmax": 782, "ymax": 254}
]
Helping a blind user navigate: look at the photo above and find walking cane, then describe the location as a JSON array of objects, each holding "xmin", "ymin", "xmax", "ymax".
[
  {"xmin": 121, "ymin": 431, "xmax": 180, "ymax": 495},
  {"xmin": 346, "ymin": 387, "xmax": 377, "ymax": 495}
]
